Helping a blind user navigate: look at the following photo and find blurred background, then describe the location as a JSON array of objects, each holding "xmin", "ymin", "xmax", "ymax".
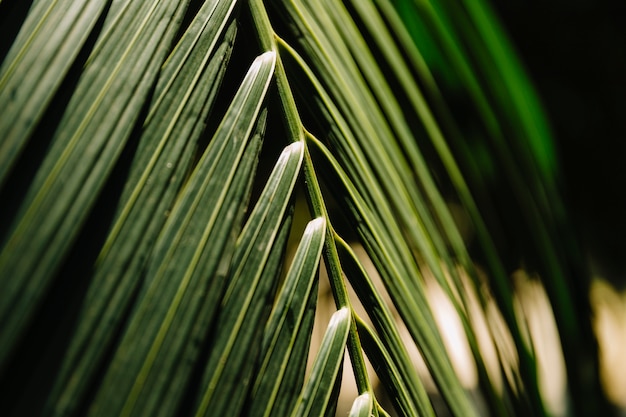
[
  {"xmin": 493, "ymin": 1, "xmax": 626, "ymax": 413},
  {"xmin": 307, "ymin": 1, "xmax": 626, "ymax": 415},
  {"xmin": 492, "ymin": 0, "xmax": 626, "ymax": 286}
]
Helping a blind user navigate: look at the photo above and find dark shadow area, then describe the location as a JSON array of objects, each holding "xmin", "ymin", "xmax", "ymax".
[
  {"xmin": 1, "ymin": 78, "xmax": 148, "ymax": 417},
  {"xmin": 0, "ymin": 0, "xmax": 34, "ymax": 64},
  {"xmin": 0, "ymin": 2, "xmax": 112, "ymax": 244},
  {"xmin": 492, "ymin": 0, "xmax": 626, "ymax": 287}
]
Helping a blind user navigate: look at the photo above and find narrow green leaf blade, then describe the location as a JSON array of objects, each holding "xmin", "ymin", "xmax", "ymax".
[
  {"xmin": 192, "ymin": 140, "xmax": 305, "ymax": 417},
  {"xmin": 308, "ymin": 135, "xmax": 479, "ymax": 417},
  {"xmin": 0, "ymin": 0, "xmax": 109, "ymax": 184},
  {"xmin": 83, "ymin": 51, "xmax": 276, "ymax": 417},
  {"xmin": 247, "ymin": 217, "xmax": 326, "ymax": 417},
  {"xmin": 44, "ymin": 15, "xmax": 241, "ymax": 416},
  {"xmin": 0, "ymin": 0, "xmax": 189, "ymax": 369},
  {"xmin": 356, "ymin": 318, "xmax": 423, "ymax": 417},
  {"xmin": 266, "ymin": 277, "xmax": 319, "ymax": 417},
  {"xmin": 336, "ymin": 237, "xmax": 436, "ymax": 417},
  {"xmin": 290, "ymin": 307, "xmax": 351, "ymax": 417}
]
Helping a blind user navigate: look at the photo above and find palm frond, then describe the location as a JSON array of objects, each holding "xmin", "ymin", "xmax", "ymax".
[
  {"xmin": 291, "ymin": 307, "xmax": 351, "ymax": 417},
  {"xmin": 247, "ymin": 217, "xmax": 325, "ymax": 417},
  {"xmin": 0, "ymin": 1, "xmax": 613, "ymax": 417},
  {"xmin": 0, "ymin": 0, "xmax": 109, "ymax": 184},
  {"xmin": 0, "ymin": 0, "xmax": 189, "ymax": 371}
]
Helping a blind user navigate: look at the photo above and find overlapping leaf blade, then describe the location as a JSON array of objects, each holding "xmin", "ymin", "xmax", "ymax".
[
  {"xmin": 307, "ymin": 134, "xmax": 479, "ymax": 417},
  {"xmin": 0, "ymin": 0, "xmax": 189, "ymax": 369},
  {"xmin": 83, "ymin": 50, "xmax": 276, "ymax": 417},
  {"xmin": 436, "ymin": 2, "xmax": 596, "ymax": 411},
  {"xmin": 45, "ymin": 9, "xmax": 239, "ymax": 415},
  {"xmin": 0, "ymin": 0, "xmax": 602, "ymax": 416},
  {"xmin": 257, "ymin": 3, "xmax": 481, "ymax": 417},
  {"xmin": 386, "ymin": 0, "xmax": 596, "ymax": 414},
  {"xmin": 356, "ymin": 317, "xmax": 425, "ymax": 417},
  {"xmin": 263, "ymin": 277, "xmax": 319, "ymax": 417},
  {"xmin": 277, "ymin": 27, "xmax": 476, "ymax": 411},
  {"xmin": 246, "ymin": 217, "xmax": 326, "ymax": 417},
  {"xmin": 336, "ymin": 237, "xmax": 436, "ymax": 417},
  {"xmin": 290, "ymin": 307, "xmax": 351, "ymax": 417},
  {"xmin": 191, "ymin": 140, "xmax": 304, "ymax": 417},
  {"xmin": 0, "ymin": 0, "xmax": 109, "ymax": 184},
  {"xmin": 275, "ymin": 0, "xmax": 476, "ymax": 334},
  {"xmin": 270, "ymin": 1, "xmax": 538, "ymax": 415}
]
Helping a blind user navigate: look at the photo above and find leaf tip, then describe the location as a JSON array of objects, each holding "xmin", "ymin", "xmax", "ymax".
[
  {"xmin": 349, "ymin": 393, "xmax": 373, "ymax": 417},
  {"xmin": 306, "ymin": 216, "xmax": 326, "ymax": 234},
  {"xmin": 284, "ymin": 140, "xmax": 304, "ymax": 158},
  {"xmin": 257, "ymin": 50, "xmax": 276, "ymax": 70},
  {"xmin": 330, "ymin": 306, "xmax": 350, "ymax": 328}
]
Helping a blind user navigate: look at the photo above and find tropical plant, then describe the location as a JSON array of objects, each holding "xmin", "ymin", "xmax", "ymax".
[{"xmin": 0, "ymin": 0, "xmax": 614, "ymax": 416}]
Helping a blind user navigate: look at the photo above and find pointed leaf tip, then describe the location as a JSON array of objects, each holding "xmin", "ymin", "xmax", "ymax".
[
  {"xmin": 330, "ymin": 306, "xmax": 350, "ymax": 328},
  {"xmin": 305, "ymin": 217, "xmax": 326, "ymax": 235},
  {"xmin": 349, "ymin": 393, "xmax": 373, "ymax": 417},
  {"xmin": 286, "ymin": 140, "xmax": 304, "ymax": 154},
  {"xmin": 275, "ymin": 141, "xmax": 304, "ymax": 170},
  {"xmin": 253, "ymin": 50, "xmax": 276, "ymax": 73},
  {"xmin": 260, "ymin": 50, "xmax": 276, "ymax": 61}
]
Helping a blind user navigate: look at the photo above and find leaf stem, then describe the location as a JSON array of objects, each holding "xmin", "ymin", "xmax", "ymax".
[{"xmin": 248, "ymin": 0, "xmax": 377, "ymax": 406}]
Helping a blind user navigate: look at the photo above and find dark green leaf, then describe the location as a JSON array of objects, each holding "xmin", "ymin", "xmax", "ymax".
[
  {"xmin": 290, "ymin": 307, "xmax": 350, "ymax": 417},
  {"xmin": 81, "ymin": 50, "xmax": 276, "ymax": 417},
  {"xmin": 191, "ymin": 140, "xmax": 304, "ymax": 417},
  {"xmin": 0, "ymin": 0, "xmax": 189, "ymax": 370},
  {"xmin": 0, "ymin": 0, "xmax": 110, "ymax": 184},
  {"xmin": 247, "ymin": 217, "xmax": 326, "ymax": 417},
  {"xmin": 45, "ymin": 15, "xmax": 239, "ymax": 416},
  {"xmin": 266, "ymin": 276, "xmax": 319, "ymax": 417}
]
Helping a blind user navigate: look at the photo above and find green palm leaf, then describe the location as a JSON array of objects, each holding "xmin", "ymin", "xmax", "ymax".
[
  {"xmin": 246, "ymin": 217, "xmax": 326, "ymax": 417},
  {"xmin": 0, "ymin": 0, "xmax": 109, "ymax": 184},
  {"xmin": 290, "ymin": 307, "xmax": 351, "ymax": 417},
  {"xmin": 45, "ymin": 11, "xmax": 239, "ymax": 415},
  {"xmin": 84, "ymin": 50, "xmax": 276, "ymax": 417},
  {"xmin": 192, "ymin": 140, "xmax": 303, "ymax": 417},
  {"xmin": 0, "ymin": 1, "xmax": 611, "ymax": 417},
  {"xmin": 0, "ymin": 0, "xmax": 189, "ymax": 369}
]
